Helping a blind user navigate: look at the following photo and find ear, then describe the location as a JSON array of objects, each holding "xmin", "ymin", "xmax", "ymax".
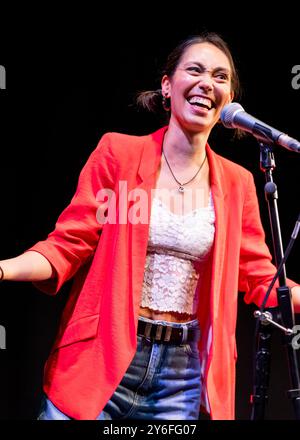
[
  {"xmin": 228, "ymin": 90, "xmax": 234, "ymax": 104},
  {"xmin": 161, "ymin": 75, "xmax": 171, "ymax": 97}
]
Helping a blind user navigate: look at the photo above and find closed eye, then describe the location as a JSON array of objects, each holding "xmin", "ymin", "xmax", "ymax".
[
  {"xmin": 185, "ymin": 65, "xmax": 230, "ymax": 82},
  {"xmin": 186, "ymin": 66, "xmax": 202, "ymax": 74}
]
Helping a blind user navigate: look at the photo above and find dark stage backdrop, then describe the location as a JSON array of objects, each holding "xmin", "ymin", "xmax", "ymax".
[{"xmin": 0, "ymin": 14, "xmax": 299, "ymax": 420}]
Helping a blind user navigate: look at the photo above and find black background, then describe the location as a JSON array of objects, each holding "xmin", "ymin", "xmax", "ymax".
[{"xmin": 0, "ymin": 7, "xmax": 299, "ymax": 421}]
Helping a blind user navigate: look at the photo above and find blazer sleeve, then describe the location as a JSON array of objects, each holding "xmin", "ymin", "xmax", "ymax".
[
  {"xmin": 238, "ymin": 171, "xmax": 298, "ymax": 307},
  {"xmin": 24, "ymin": 133, "xmax": 116, "ymax": 295}
]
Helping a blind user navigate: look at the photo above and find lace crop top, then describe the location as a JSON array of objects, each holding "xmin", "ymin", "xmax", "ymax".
[{"xmin": 140, "ymin": 191, "xmax": 215, "ymax": 315}]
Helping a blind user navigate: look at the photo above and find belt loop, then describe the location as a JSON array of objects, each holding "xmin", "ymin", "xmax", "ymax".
[
  {"xmin": 181, "ymin": 325, "xmax": 188, "ymax": 344},
  {"xmin": 164, "ymin": 326, "xmax": 172, "ymax": 342},
  {"xmin": 155, "ymin": 325, "xmax": 163, "ymax": 341},
  {"xmin": 144, "ymin": 322, "xmax": 152, "ymax": 339}
]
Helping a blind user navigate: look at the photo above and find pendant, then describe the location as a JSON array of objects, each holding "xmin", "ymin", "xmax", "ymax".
[{"xmin": 178, "ymin": 185, "xmax": 184, "ymax": 193}]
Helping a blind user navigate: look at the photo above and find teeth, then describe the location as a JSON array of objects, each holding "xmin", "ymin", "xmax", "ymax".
[{"xmin": 188, "ymin": 96, "xmax": 212, "ymax": 109}]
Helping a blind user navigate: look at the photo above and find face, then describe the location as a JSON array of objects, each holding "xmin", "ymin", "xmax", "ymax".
[{"xmin": 161, "ymin": 42, "xmax": 234, "ymax": 134}]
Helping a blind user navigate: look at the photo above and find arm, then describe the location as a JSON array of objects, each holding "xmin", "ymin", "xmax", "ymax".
[
  {"xmin": 1, "ymin": 133, "xmax": 116, "ymax": 294},
  {"xmin": 0, "ymin": 251, "xmax": 54, "ymax": 281},
  {"xmin": 238, "ymin": 172, "xmax": 299, "ymax": 311}
]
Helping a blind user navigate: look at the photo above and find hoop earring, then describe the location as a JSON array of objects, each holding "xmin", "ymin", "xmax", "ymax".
[{"xmin": 162, "ymin": 94, "xmax": 171, "ymax": 112}]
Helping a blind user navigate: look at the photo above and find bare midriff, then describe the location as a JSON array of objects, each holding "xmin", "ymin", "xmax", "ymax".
[{"xmin": 139, "ymin": 306, "xmax": 197, "ymax": 323}]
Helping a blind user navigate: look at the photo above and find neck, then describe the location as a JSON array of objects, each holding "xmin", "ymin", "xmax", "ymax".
[{"xmin": 163, "ymin": 120, "xmax": 209, "ymax": 169}]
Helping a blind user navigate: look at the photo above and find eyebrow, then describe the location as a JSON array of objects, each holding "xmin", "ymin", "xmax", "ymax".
[{"xmin": 183, "ymin": 61, "xmax": 231, "ymax": 73}]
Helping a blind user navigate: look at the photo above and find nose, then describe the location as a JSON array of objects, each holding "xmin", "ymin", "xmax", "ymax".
[{"xmin": 197, "ymin": 72, "xmax": 214, "ymax": 92}]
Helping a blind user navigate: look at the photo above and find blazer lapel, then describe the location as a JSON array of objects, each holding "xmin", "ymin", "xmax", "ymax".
[
  {"xmin": 137, "ymin": 126, "xmax": 167, "ymax": 185},
  {"xmin": 206, "ymin": 145, "xmax": 228, "ymax": 321}
]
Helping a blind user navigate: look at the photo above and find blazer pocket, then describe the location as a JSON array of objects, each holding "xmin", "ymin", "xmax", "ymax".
[{"xmin": 54, "ymin": 314, "xmax": 100, "ymax": 350}]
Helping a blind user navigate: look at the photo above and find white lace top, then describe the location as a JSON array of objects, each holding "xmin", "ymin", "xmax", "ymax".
[{"xmin": 140, "ymin": 191, "xmax": 215, "ymax": 315}]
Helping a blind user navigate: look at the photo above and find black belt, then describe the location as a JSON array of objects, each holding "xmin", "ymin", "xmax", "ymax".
[{"xmin": 137, "ymin": 319, "xmax": 200, "ymax": 344}]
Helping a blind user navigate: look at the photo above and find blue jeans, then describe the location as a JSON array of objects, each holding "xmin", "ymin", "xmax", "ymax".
[{"xmin": 38, "ymin": 316, "xmax": 202, "ymax": 420}]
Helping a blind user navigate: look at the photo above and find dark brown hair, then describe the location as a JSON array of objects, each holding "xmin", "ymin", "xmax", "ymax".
[{"xmin": 136, "ymin": 32, "xmax": 242, "ymax": 117}]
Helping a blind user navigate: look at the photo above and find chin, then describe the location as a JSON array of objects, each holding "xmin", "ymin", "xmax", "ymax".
[{"xmin": 183, "ymin": 117, "xmax": 212, "ymax": 133}]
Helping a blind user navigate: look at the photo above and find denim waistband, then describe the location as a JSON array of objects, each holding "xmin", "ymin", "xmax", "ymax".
[{"xmin": 138, "ymin": 315, "xmax": 200, "ymax": 329}]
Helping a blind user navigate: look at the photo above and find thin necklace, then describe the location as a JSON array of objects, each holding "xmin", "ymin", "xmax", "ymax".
[{"xmin": 162, "ymin": 148, "xmax": 207, "ymax": 192}]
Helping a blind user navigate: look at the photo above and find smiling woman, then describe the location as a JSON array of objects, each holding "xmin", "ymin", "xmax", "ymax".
[
  {"xmin": 0, "ymin": 31, "xmax": 299, "ymax": 421},
  {"xmin": 161, "ymin": 43, "xmax": 233, "ymax": 136},
  {"xmin": 136, "ymin": 32, "xmax": 242, "ymax": 137}
]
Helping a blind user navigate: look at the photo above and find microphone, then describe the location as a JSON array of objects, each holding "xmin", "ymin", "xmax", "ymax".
[{"xmin": 220, "ymin": 102, "xmax": 300, "ymax": 153}]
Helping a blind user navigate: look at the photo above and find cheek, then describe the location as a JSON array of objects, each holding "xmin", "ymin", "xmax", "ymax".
[
  {"xmin": 171, "ymin": 76, "xmax": 194, "ymax": 96},
  {"xmin": 171, "ymin": 89, "xmax": 188, "ymax": 108},
  {"xmin": 215, "ymin": 87, "xmax": 232, "ymax": 105},
  {"xmin": 172, "ymin": 83, "xmax": 187, "ymax": 99}
]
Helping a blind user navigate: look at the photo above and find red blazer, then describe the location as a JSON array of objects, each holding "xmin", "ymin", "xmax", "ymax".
[{"xmin": 26, "ymin": 126, "xmax": 297, "ymax": 419}]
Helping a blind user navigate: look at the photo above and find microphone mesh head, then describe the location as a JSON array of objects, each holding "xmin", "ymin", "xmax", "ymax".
[{"xmin": 220, "ymin": 102, "xmax": 244, "ymax": 128}]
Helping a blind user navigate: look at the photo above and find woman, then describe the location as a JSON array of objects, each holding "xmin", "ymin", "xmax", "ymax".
[{"xmin": 0, "ymin": 32, "xmax": 299, "ymax": 420}]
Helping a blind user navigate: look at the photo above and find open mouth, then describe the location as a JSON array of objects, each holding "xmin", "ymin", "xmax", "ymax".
[{"xmin": 187, "ymin": 96, "xmax": 215, "ymax": 110}]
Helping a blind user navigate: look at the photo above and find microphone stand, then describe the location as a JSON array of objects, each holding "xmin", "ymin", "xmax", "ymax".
[{"xmin": 250, "ymin": 142, "xmax": 300, "ymax": 420}]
